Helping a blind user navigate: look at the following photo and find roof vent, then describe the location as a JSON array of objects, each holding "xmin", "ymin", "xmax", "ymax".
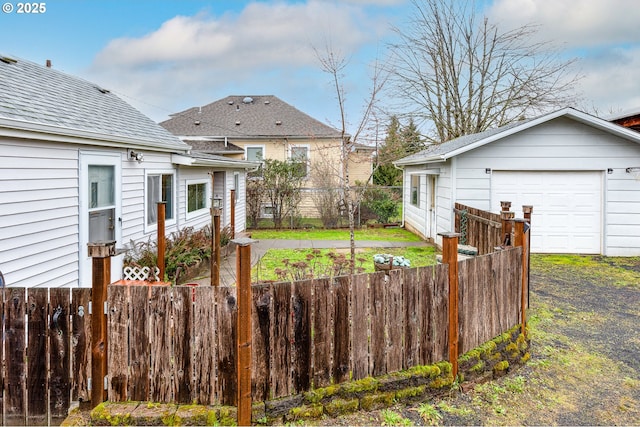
[
  {"xmin": 194, "ymin": 121, "xmax": 201, "ymax": 125},
  {"xmin": 227, "ymin": 100, "xmax": 234, "ymax": 105},
  {"xmin": 95, "ymin": 86, "xmax": 110, "ymax": 94},
  {"xmin": 0, "ymin": 56, "xmax": 17, "ymax": 64},
  {"xmin": 264, "ymin": 100, "xmax": 270, "ymax": 105},
  {"xmin": 242, "ymin": 96, "xmax": 253, "ymax": 104},
  {"xmin": 235, "ymin": 121, "xmax": 241, "ymax": 126},
  {"xmin": 275, "ymin": 121, "xmax": 282, "ymax": 125}
]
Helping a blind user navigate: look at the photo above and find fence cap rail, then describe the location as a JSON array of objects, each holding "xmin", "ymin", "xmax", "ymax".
[
  {"xmin": 231, "ymin": 237, "xmax": 258, "ymax": 247},
  {"xmin": 438, "ymin": 232, "xmax": 461, "ymax": 238}
]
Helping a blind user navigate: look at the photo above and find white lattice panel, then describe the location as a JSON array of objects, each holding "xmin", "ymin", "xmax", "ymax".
[{"xmin": 123, "ymin": 266, "xmax": 160, "ymax": 281}]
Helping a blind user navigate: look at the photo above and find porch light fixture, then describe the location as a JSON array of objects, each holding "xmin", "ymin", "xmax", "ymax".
[
  {"xmin": 128, "ymin": 149, "xmax": 144, "ymax": 164},
  {"xmin": 212, "ymin": 196, "xmax": 223, "ymax": 209}
]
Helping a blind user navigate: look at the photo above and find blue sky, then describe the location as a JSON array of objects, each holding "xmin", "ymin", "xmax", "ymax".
[{"xmin": 2, "ymin": 0, "xmax": 640, "ymax": 138}]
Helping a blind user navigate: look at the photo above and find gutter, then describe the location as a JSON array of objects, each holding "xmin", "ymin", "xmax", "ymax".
[
  {"xmin": 0, "ymin": 117, "xmax": 189, "ymax": 152},
  {"xmin": 172, "ymin": 153, "xmax": 259, "ymax": 170}
]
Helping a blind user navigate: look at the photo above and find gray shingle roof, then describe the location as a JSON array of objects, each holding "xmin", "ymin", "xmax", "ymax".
[
  {"xmin": 185, "ymin": 139, "xmax": 244, "ymax": 154},
  {"xmin": 0, "ymin": 54, "xmax": 187, "ymax": 149},
  {"xmin": 395, "ymin": 120, "xmax": 527, "ymax": 165},
  {"xmin": 160, "ymin": 95, "xmax": 343, "ymax": 139}
]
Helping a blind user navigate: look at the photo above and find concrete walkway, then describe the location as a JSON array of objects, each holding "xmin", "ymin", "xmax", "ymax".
[{"xmin": 189, "ymin": 238, "xmax": 433, "ymax": 286}]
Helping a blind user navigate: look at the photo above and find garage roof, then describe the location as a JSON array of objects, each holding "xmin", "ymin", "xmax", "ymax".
[{"xmin": 395, "ymin": 108, "xmax": 640, "ymax": 166}]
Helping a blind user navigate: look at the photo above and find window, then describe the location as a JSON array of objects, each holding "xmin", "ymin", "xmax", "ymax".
[
  {"xmin": 187, "ymin": 180, "xmax": 208, "ymax": 215},
  {"xmin": 246, "ymin": 146, "xmax": 264, "ymax": 162},
  {"xmin": 246, "ymin": 146, "xmax": 265, "ymax": 178},
  {"xmin": 411, "ymin": 175, "xmax": 420, "ymax": 206},
  {"xmin": 147, "ymin": 172, "xmax": 175, "ymax": 226},
  {"xmin": 261, "ymin": 204, "xmax": 275, "ymax": 218},
  {"xmin": 290, "ymin": 146, "xmax": 309, "ymax": 176}
]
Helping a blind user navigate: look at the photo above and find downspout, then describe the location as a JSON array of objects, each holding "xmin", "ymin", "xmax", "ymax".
[
  {"xmin": 394, "ymin": 163, "xmax": 405, "ymax": 228},
  {"xmin": 175, "ymin": 164, "xmax": 181, "ymax": 230}
]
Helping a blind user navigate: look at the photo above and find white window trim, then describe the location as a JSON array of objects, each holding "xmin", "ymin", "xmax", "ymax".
[
  {"xmin": 245, "ymin": 145, "xmax": 266, "ymax": 162},
  {"xmin": 144, "ymin": 169, "xmax": 177, "ymax": 234},
  {"xmin": 289, "ymin": 144, "xmax": 311, "ymax": 178},
  {"xmin": 410, "ymin": 175, "xmax": 420, "ymax": 207},
  {"xmin": 260, "ymin": 203, "xmax": 275, "ymax": 218},
  {"xmin": 186, "ymin": 178, "xmax": 211, "ymax": 220}
]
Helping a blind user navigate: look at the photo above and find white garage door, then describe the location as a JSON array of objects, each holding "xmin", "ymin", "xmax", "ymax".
[{"xmin": 491, "ymin": 171, "xmax": 602, "ymax": 254}]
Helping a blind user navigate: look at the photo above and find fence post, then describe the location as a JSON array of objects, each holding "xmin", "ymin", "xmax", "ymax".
[
  {"xmin": 233, "ymin": 237, "xmax": 256, "ymax": 426},
  {"xmin": 500, "ymin": 201, "xmax": 512, "ymax": 246},
  {"xmin": 157, "ymin": 202, "xmax": 166, "ymax": 281},
  {"xmin": 439, "ymin": 232, "xmax": 460, "ymax": 379},
  {"xmin": 211, "ymin": 208, "xmax": 222, "ymax": 286},
  {"xmin": 522, "ymin": 206, "xmax": 533, "ymax": 308},
  {"xmin": 87, "ymin": 241, "xmax": 115, "ymax": 408},
  {"xmin": 514, "ymin": 220, "xmax": 529, "ymax": 335}
]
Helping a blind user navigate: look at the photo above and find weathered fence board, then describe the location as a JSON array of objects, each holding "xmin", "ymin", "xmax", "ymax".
[
  {"xmin": 333, "ymin": 276, "xmax": 350, "ymax": 384},
  {"xmin": 369, "ymin": 272, "xmax": 386, "ymax": 376},
  {"xmin": 272, "ymin": 282, "xmax": 292, "ymax": 399},
  {"xmin": 5, "ymin": 288, "xmax": 26, "ymax": 426},
  {"xmin": 312, "ymin": 278, "xmax": 332, "ymax": 387},
  {"xmin": 433, "ymin": 266, "xmax": 450, "ymax": 363},
  {"xmin": 216, "ymin": 286, "xmax": 237, "ymax": 406},
  {"xmin": 403, "ymin": 268, "xmax": 420, "ymax": 369},
  {"xmin": 128, "ymin": 286, "xmax": 150, "ymax": 401},
  {"xmin": 173, "ymin": 287, "xmax": 193, "ymax": 403},
  {"xmin": 71, "ymin": 288, "xmax": 91, "ymax": 404},
  {"xmin": 49, "ymin": 288, "xmax": 71, "ymax": 425},
  {"xmin": 386, "ymin": 269, "xmax": 404, "ymax": 373},
  {"xmin": 108, "ymin": 285, "xmax": 128, "ymax": 401},
  {"xmin": 292, "ymin": 280, "xmax": 312, "ymax": 393},
  {"xmin": 150, "ymin": 286, "xmax": 173, "ymax": 402},
  {"xmin": 27, "ymin": 288, "xmax": 48, "ymax": 426},
  {"xmin": 418, "ymin": 267, "xmax": 433, "ymax": 365},
  {"xmin": 252, "ymin": 284, "xmax": 271, "ymax": 402},
  {"xmin": 351, "ymin": 273, "xmax": 370, "ymax": 380},
  {"xmin": 193, "ymin": 286, "xmax": 217, "ymax": 405}
]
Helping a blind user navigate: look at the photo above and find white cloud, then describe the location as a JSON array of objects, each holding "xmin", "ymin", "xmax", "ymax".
[
  {"xmin": 487, "ymin": 0, "xmax": 640, "ymax": 48},
  {"xmin": 575, "ymin": 46, "xmax": 640, "ymax": 114},
  {"xmin": 87, "ymin": 1, "xmax": 387, "ymax": 122},
  {"xmin": 485, "ymin": 0, "xmax": 640, "ymax": 114}
]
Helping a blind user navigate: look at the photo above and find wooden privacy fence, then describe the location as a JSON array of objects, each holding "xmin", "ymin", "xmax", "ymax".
[
  {"xmin": 105, "ymin": 246, "xmax": 523, "ymax": 406},
  {"xmin": 454, "ymin": 203, "xmax": 503, "ymax": 255},
  {"xmin": 0, "ymin": 287, "xmax": 91, "ymax": 426},
  {"xmin": 0, "ymin": 248, "xmax": 524, "ymax": 423}
]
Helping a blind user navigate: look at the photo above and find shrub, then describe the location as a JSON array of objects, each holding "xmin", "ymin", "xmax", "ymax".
[
  {"xmin": 361, "ymin": 186, "xmax": 399, "ymax": 224},
  {"xmin": 124, "ymin": 225, "xmax": 217, "ymax": 282}
]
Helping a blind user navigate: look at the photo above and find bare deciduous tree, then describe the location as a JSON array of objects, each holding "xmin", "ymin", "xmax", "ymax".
[
  {"xmin": 310, "ymin": 159, "xmax": 342, "ymax": 229},
  {"xmin": 316, "ymin": 44, "xmax": 387, "ymax": 273},
  {"xmin": 389, "ymin": 0, "xmax": 581, "ymax": 143}
]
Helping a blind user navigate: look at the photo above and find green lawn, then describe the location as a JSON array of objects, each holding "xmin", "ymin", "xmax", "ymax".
[
  {"xmin": 252, "ymin": 246, "xmax": 437, "ymax": 283},
  {"xmin": 249, "ymin": 227, "xmax": 421, "ymax": 242}
]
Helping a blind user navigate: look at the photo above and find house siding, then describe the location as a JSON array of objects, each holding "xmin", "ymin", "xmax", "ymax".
[
  {"xmin": 452, "ymin": 117, "xmax": 640, "ymax": 256},
  {"xmin": 0, "ymin": 139, "xmax": 80, "ymax": 288}
]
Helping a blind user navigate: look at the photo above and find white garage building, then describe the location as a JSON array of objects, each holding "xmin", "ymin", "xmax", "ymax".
[{"xmin": 394, "ymin": 108, "xmax": 640, "ymax": 256}]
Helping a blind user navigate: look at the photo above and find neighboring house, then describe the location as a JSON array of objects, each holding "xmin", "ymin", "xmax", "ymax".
[
  {"xmin": 394, "ymin": 107, "xmax": 640, "ymax": 256},
  {"xmin": 0, "ymin": 54, "xmax": 256, "ymax": 288},
  {"xmin": 160, "ymin": 95, "xmax": 374, "ymax": 218},
  {"xmin": 608, "ymin": 109, "xmax": 640, "ymax": 132}
]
